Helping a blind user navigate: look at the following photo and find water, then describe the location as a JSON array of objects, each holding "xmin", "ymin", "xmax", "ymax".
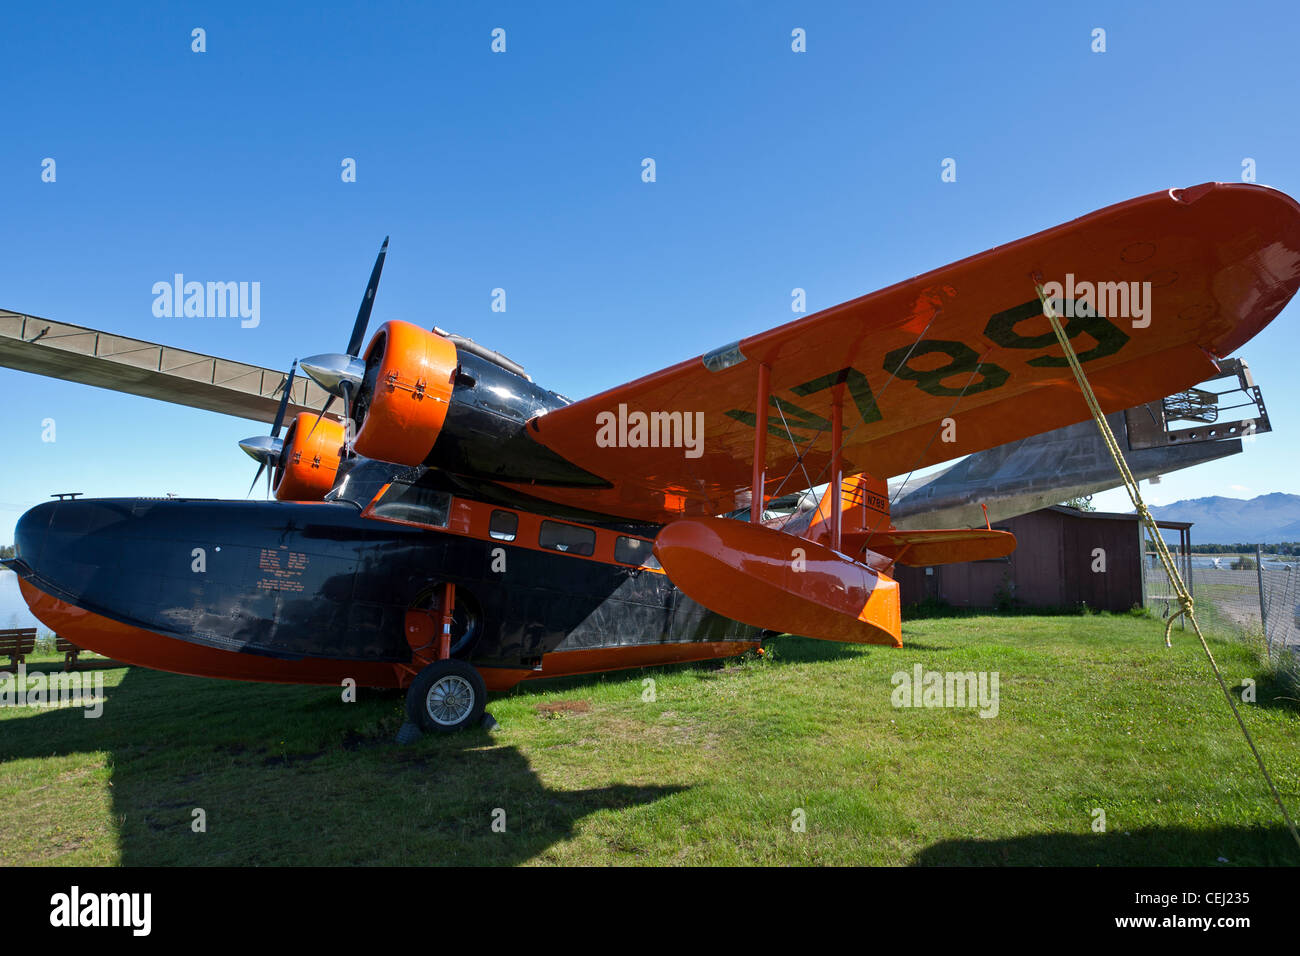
[{"xmin": 0, "ymin": 569, "xmax": 43, "ymax": 632}]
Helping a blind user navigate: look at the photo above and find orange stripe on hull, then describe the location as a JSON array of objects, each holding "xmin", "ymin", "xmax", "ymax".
[
  {"xmin": 17, "ymin": 578, "xmax": 758, "ymax": 693},
  {"xmin": 18, "ymin": 576, "xmax": 405, "ymax": 687}
]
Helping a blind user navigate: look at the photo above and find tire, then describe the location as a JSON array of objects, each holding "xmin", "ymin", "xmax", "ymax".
[
  {"xmin": 405, "ymin": 659, "xmax": 487, "ymax": 733},
  {"xmin": 447, "ymin": 591, "xmax": 482, "ymax": 658}
]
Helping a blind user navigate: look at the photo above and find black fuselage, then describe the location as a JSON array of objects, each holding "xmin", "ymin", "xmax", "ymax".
[{"xmin": 10, "ymin": 464, "xmax": 759, "ymax": 679}]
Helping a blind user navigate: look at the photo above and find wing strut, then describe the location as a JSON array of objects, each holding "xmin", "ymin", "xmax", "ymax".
[
  {"xmin": 830, "ymin": 396, "xmax": 843, "ymax": 552},
  {"xmin": 750, "ymin": 362, "xmax": 770, "ymax": 523}
]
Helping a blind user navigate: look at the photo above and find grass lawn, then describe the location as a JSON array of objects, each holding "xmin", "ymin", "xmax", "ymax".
[{"xmin": 0, "ymin": 611, "xmax": 1296, "ymax": 866}]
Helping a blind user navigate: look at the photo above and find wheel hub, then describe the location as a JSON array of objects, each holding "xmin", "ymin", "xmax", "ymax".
[{"xmin": 425, "ymin": 674, "xmax": 474, "ymax": 725}]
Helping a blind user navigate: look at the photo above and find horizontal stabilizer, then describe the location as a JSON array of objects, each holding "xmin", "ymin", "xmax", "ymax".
[{"xmin": 844, "ymin": 527, "xmax": 1016, "ymax": 566}]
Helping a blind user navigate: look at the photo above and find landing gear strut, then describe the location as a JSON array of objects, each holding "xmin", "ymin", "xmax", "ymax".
[{"xmin": 399, "ymin": 581, "xmax": 489, "ymax": 737}]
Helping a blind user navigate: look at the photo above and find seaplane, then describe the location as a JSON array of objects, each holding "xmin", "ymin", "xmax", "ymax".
[{"xmin": 4, "ymin": 182, "xmax": 1298, "ymax": 733}]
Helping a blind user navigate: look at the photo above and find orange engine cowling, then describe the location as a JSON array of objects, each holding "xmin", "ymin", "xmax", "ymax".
[
  {"xmin": 352, "ymin": 320, "xmax": 458, "ymax": 466},
  {"xmin": 273, "ymin": 412, "xmax": 346, "ymax": 501}
]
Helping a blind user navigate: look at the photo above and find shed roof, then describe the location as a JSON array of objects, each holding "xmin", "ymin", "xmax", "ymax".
[{"xmin": 1044, "ymin": 504, "xmax": 1193, "ymax": 530}]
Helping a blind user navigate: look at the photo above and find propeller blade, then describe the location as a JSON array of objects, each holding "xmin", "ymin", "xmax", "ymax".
[
  {"xmin": 306, "ymin": 392, "xmax": 337, "ymax": 441},
  {"xmin": 270, "ymin": 360, "xmax": 298, "ymax": 439},
  {"xmin": 346, "ymin": 236, "xmax": 389, "ymax": 357},
  {"xmin": 241, "ymin": 361, "xmax": 296, "ymax": 496},
  {"xmin": 248, "ymin": 461, "xmax": 266, "ymax": 497},
  {"xmin": 291, "ymin": 240, "xmax": 387, "ymax": 467}
]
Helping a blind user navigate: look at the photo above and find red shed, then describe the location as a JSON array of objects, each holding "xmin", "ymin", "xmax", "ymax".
[{"xmin": 892, "ymin": 506, "xmax": 1192, "ymax": 612}]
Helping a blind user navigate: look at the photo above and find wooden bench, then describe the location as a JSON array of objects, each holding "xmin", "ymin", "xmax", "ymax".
[
  {"xmin": 0, "ymin": 627, "xmax": 37, "ymax": 671},
  {"xmin": 54, "ymin": 636, "xmax": 126, "ymax": 671}
]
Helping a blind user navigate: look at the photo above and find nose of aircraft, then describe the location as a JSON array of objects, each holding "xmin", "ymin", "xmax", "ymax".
[
  {"xmin": 12, "ymin": 497, "xmax": 144, "ymax": 600},
  {"xmin": 13, "ymin": 496, "xmax": 321, "ymax": 619},
  {"xmin": 11, "ymin": 498, "xmax": 51, "ymax": 569},
  {"xmin": 5, "ymin": 494, "xmax": 409, "ymax": 685},
  {"xmin": 8, "ymin": 498, "xmax": 157, "ymax": 662}
]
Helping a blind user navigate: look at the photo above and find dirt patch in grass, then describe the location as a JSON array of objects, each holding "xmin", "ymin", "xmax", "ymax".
[{"xmin": 536, "ymin": 700, "xmax": 591, "ymax": 717}]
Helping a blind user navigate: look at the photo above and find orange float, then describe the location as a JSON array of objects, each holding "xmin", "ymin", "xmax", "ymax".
[{"xmin": 653, "ymin": 517, "xmax": 903, "ymax": 647}]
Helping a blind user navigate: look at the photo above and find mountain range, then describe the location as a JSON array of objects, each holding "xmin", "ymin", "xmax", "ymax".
[{"xmin": 1146, "ymin": 492, "xmax": 1300, "ymax": 544}]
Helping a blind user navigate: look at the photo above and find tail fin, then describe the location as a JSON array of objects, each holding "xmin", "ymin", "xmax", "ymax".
[
  {"xmin": 807, "ymin": 474, "xmax": 1015, "ymax": 565},
  {"xmin": 802, "ymin": 473, "xmax": 891, "ymax": 548},
  {"xmin": 836, "ymin": 473, "xmax": 892, "ymax": 537}
]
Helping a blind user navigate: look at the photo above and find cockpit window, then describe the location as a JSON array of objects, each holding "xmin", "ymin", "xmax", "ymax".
[
  {"xmin": 330, "ymin": 459, "xmax": 419, "ymax": 509},
  {"xmin": 369, "ymin": 481, "xmax": 451, "ymax": 528}
]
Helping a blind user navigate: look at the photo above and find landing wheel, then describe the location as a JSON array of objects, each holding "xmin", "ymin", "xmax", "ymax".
[{"xmin": 406, "ymin": 659, "xmax": 486, "ymax": 733}]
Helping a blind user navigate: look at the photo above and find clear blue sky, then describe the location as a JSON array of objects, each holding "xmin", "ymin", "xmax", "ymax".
[{"xmin": 3, "ymin": 0, "xmax": 1299, "ymax": 542}]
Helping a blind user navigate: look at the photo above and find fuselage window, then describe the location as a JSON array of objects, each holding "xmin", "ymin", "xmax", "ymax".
[
  {"xmin": 489, "ymin": 510, "xmax": 518, "ymax": 541},
  {"xmin": 370, "ymin": 482, "xmax": 452, "ymax": 528},
  {"xmin": 539, "ymin": 520, "xmax": 595, "ymax": 556},
  {"xmin": 614, "ymin": 535, "xmax": 660, "ymax": 569}
]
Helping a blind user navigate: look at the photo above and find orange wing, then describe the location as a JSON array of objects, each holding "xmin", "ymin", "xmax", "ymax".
[{"xmin": 517, "ymin": 183, "xmax": 1300, "ymax": 524}]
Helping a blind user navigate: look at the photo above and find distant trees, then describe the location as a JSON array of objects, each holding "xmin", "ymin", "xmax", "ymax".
[
  {"xmin": 0, "ymin": 544, "xmax": 13, "ymax": 560},
  {"xmin": 1195, "ymin": 542, "xmax": 1300, "ymax": 555},
  {"xmin": 1059, "ymin": 496, "xmax": 1096, "ymax": 512}
]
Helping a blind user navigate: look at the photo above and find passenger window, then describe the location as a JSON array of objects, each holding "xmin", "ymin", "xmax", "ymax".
[
  {"xmin": 369, "ymin": 482, "xmax": 451, "ymax": 527},
  {"xmin": 489, "ymin": 510, "xmax": 518, "ymax": 541},
  {"xmin": 615, "ymin": 535, "xmax": 660, "ymax": 569},
  {"xmin": 539, "ymin": 520, "xmax": 595, "ymax": 556}
]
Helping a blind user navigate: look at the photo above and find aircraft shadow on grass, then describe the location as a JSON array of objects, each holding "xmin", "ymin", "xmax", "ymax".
[
  {"xmin": 0, "ymin": 666, "xmax": 685, "ymax": 865},
  {"xmin": 912, "ymin": 825, "xmax": 1298, "ymax": 866}
]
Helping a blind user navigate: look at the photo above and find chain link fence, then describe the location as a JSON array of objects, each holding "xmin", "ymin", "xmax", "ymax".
[{"xmin": 1144, "ymin": 546, "xmax": 1300, "ymax": 682}]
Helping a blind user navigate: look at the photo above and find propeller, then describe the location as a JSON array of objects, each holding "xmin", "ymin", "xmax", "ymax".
[
  {"xmin": 238, "ymin": 360, "xmax": 298, "ymax": 498},
  {"xmin": 300, "ymin": 236, "xmax": 389, "ymax": 443}
]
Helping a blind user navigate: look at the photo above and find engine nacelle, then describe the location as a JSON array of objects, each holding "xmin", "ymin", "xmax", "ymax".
[
  {"xmin": 274, "ymin": 413, "xmax": 345, "ymax": 501},
  {"xmin": 352, "ymin": 320, "xmax": 458, "ymax": 466}
]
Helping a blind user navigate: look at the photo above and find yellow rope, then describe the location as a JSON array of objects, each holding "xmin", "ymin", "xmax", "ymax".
[{"xmin": 1033, "ymin": 284, "xmax": 1300, "ymax": 852}]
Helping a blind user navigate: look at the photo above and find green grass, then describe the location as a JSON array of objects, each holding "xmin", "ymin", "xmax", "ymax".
[{"xmin": 0, "ymin": 612, "xmax": 1297, "ymax": 866}]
